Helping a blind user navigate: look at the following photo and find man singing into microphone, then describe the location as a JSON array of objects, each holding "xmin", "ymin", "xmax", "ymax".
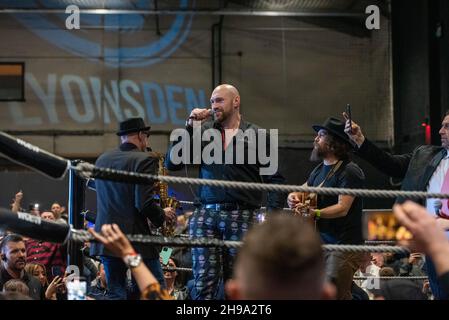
[{"xmin": 166, "ymin": 84, "xmax": 286, "ymax": 300}]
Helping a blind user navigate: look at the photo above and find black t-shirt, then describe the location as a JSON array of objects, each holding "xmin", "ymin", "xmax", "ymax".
[
  {"xmin": 0, "ymin": 267, "xmax": 43, "ymax": 300},
  {"xmin": 307, "ymin": 160, "xmax": 365, "ymax": 244}
]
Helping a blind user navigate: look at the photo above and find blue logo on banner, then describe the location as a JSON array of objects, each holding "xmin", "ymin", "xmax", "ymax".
[{"xmin": 8, "ymin": 0, "xmax": 193, "ymax": 68}]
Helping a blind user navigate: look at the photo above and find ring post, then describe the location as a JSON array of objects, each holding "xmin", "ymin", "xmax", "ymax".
[{"xmin": 68, "ymin": 160, "xmax": 85, "ymax": 275}]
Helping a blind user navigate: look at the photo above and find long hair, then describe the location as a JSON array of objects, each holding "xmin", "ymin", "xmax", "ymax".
[
  {"xmin": 24, "ymin": 263, "xmax": 49, "ymax": 287},
  {"xmin": 326, "ymin": 133, "xmax": 352, "ymax": 161}
]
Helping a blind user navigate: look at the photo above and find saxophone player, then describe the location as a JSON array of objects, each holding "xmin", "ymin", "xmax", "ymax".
[{"xmin": 90, "ymin": 117, "xmax": 177, "ymax": 300}]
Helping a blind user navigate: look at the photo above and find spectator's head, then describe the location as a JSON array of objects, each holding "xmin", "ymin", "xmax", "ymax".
[
  {"xmin": 226, "ymin": 214, "xmax": 335, "ymax": 300},
  {"xmin": 0, "ymin": 234, "xmax": 26, "ymax": 274},
  {"xmin": 40, "ymin": 211, "xmax": 55, "ymax": 221},
  {"xmin": 379, "ymin": 267, "xmax": 396, "ymax": 277},
  {"xmin": 371, "ymin": 279, "xmax": 427, "ymax": 300},
  {"xmin": 2, "ymin": 279, "xmax": 29, "ymax": 297},
  {"xmin": 163, "ymin": 257, "xmax": 179, "ymax": 289},
  {"xmin": 383, "ymin": 252, "xmax": 395, "ymax": 264},
  {"xmin": 50, "ymin": 202, "xmax": 62, "ymax": 219},
  {"xmin": 28, "ymin": 203, "xmax": 40, "ymax": 216},
  {"xmin": 358, "ymin": 253, "xmax": 373, "ymax": 272},
  {"xmin": 371, "ymin": 253, "xmax": 385, "ymax": 268},
  {"xmin": 25, "ymin": 263, "xmax": 48, "ymax": 287}
]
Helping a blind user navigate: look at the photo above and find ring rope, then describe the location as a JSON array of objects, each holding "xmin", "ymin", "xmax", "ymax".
[
  {"xmin": 69, "ymin": 229, "xmax": 410, "ymax": 254},
  {"xmin": 73, "ymin": 162, "xmax": 449, "ymax": 199},
  {"xmin": 353, "ymin": 276, "xmax": 428, "ymax": 280}
]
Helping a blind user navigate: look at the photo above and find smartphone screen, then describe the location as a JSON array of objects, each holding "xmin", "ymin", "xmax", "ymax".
[{"xmin": 363, "ymin": 209, "xmax": 413, "ymax": 241}]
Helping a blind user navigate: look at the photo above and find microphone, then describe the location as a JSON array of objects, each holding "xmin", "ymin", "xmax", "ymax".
[
  {"xmin": 188, "ymin": 109, "xmax": 214, "ymax": 120},
  {"xmin": 434, "ymin": 200, "xmax": 443, "ymax": 217}
]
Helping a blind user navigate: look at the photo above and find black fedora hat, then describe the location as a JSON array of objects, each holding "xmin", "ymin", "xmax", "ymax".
[
  {"xmin": 312, "ymin": 117, "xmax": 353, "ymax": 147},
  {"xmin": 116, "ymin": 117, "xmax": 151, "ymax": 136}
]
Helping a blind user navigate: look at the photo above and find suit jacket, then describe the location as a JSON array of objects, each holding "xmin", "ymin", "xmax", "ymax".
[
  {"xmin": 357, "ymin": 138, "xmax": 445, "ymax": 204},
  {"xmin": 90, "ymin": 143, "xmax": 165, "ymax": 259}
]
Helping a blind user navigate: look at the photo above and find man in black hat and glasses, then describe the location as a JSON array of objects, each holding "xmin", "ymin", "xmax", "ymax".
[
  {"xmin": 90, "ymin": 117, "xmax": 177, "ymax": 300},
  {"xmin": 287, "ymin": 117, "xmax": 365, "ymax": 300}
]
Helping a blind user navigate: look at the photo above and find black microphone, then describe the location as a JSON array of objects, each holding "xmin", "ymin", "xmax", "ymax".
[
  {"xmin": 434, "ymin": 199, "xmax": 443, "ymax": 217},
  {"xmin": 188, "ymin": 109, "xmax": 214, "ymax": 120}
]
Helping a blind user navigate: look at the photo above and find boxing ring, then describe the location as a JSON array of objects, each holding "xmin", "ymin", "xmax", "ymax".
[{"xmin": 0, "ymin": 130, "xmax": 444, "ymax": 281}]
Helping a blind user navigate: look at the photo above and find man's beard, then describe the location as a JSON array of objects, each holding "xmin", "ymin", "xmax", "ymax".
[
  {"xmin": 214, "ymin": 107, "xmax": 231, "ymax": 123},
  {"xmin": 215, "ymin": 112, "xmax": 226, "ymax": 123},
  {"xmin": 310, "ymin": 145, "xmax": 328, "ymax": 162},
  {"xmin": 13, "ymin": 259, "xmax": 26, "ymax": 271}
]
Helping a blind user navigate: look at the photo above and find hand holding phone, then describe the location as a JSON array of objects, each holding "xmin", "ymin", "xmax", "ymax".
[
  {"xmin": 51, "ymin": 266, "xmax": 63, "ymax": 277},
  {"xmin": 342, "ymin": 106, "xmax": 366, "ymax": 147},
  {"xmin": 160, "ymin": 247, "xmax": 173, "ymax": 265}
]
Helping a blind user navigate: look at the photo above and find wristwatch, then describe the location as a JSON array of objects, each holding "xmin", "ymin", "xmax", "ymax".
[{"xmin": 123, "ymin": 253, "xmax": 142, "ymax": 269}]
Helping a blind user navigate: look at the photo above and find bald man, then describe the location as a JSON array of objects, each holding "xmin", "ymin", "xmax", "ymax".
[{"xmin": 166, "ymin": 84, "xmax": 286, "ymax": 300}]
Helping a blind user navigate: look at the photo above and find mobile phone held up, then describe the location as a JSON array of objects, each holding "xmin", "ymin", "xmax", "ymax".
[
  {"xmin": 51, "ymin": 266, "xmax": 63, "ymax": 277},
  {"xmin": 160, "ymin": 247, "xmax": 173, "ymax": 265},
  {"xmin": 363, "ymin": 209, "xmax": 413, "ymax": 241},
  {"xmin": 346, "ymin": 104, "xmax": 352, "ymax": 134}
]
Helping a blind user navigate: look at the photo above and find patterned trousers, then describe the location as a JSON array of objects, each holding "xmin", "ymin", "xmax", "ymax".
[{"xmin": 189, "ymin": 207, "xmax": 259, "ymax": 300}]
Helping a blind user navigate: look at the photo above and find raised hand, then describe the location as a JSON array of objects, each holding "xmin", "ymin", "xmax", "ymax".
[
  {"xmin": 163, "ymin": 207, "xmax": 177, "ymax": 225},
  {"xmin": 342, "ymin": 112, "xmax": 365, "ymax": 147},
  {"xmin": 287, "ymin": 192, "xmax": 302, "ymax": 209},
  {"xmin": 393, "ymin": 201, "xmax": 448, "ymax": 253},
  {"xmin": 45, "ymin": 275, "xmax": 64, "ymax": 300},
  {"xmin": 88, "ymin": 224, "xmax": 136, "ymax": 258}
]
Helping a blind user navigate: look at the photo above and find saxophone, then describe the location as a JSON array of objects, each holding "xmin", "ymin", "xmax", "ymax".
[{"xmin": 152, "ymin": 152, "xmax": 179, "ymax": 237}]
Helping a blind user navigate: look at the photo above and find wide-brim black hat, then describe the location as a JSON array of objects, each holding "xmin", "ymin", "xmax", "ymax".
[
  {"xmin": 312, "ymin": 117, "xmax": 354, "ymax": 147},
  {"xmin": 116, "ymin": 117, "xmax": 151, "ymax": 136}
]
